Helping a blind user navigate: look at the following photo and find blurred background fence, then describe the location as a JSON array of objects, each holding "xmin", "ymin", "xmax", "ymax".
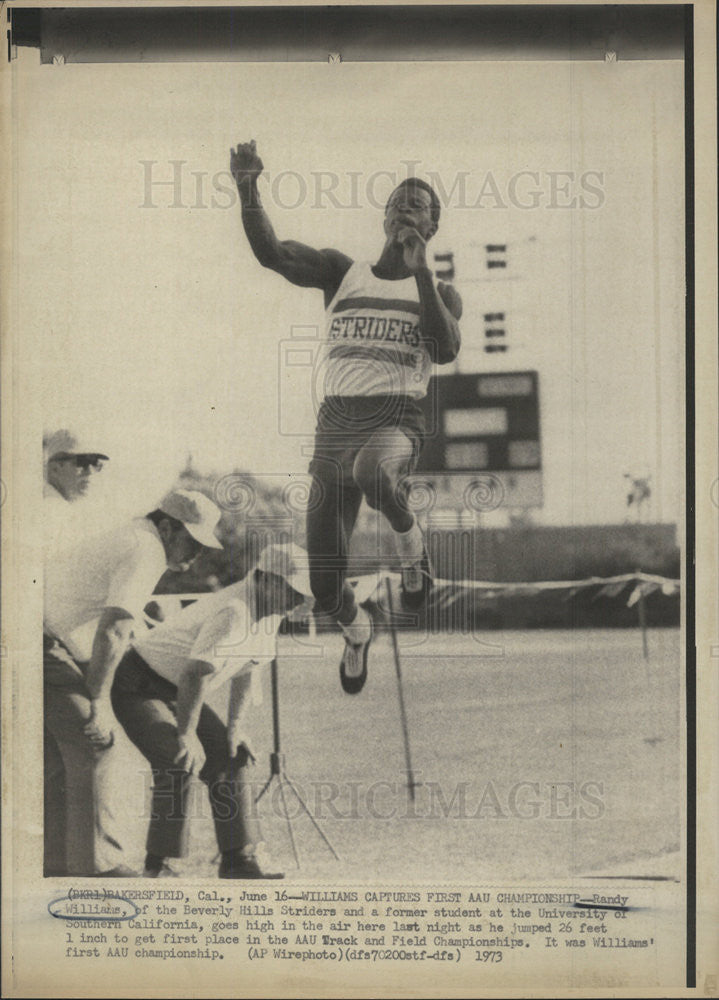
[{"xmin": 152, "ymin": 469, "xmax": 679, "ymax": 629}]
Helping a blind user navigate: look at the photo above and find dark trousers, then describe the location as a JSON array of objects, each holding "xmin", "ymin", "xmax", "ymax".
[
  {"xmin": 43, "ymin": 635, "xmax": 125, "ymax": 875},
  {"xmin": 112, "ymin": 650, "xmax": 262, "ymax": 859},
  {"xmin": 306, "ymin": 452, "xmax": 364, "ymax": 617}
]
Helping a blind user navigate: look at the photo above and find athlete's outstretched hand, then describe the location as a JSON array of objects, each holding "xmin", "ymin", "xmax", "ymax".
[
  {"xmin": 396, "ymin": 225, "xmax": 429, "ymax": 273},
  {"xmin": 230, "ymin": 139, "xmax": 264, "ymax": 186}
]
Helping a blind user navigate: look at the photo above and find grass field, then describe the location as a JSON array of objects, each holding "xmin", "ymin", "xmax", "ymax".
[{"xmin": 112, "ymin": 627, "xmax": 682, "ymax": 883}]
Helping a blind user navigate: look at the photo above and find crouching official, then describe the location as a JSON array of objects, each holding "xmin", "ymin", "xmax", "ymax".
[
  {"xmin": 111, "ymin": 543, "xmax": 313, "ymax": 880},
  {"xmin": 44, "ymin": 488, "xmax": 224, "ymax": 877}
]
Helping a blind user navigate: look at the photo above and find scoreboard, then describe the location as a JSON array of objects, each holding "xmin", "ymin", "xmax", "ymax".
[{"xmin": 415, "ymin": 370, "xmax": 543, "ymax": 509}]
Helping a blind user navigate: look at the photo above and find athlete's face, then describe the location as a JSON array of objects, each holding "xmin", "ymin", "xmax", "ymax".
[{"xmin": 384, "ymin": 185, "xmax": 437, "ymax": 243}]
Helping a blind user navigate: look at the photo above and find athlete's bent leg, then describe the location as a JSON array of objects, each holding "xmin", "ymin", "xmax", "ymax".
[
  {"xmin": 352, "ymin": 428, "xmax": 415, "ymax": 532},
  {"xmin": 306, "ymin": 455, "xmax": 362, "ymax": 624},
  {"xmin": 307, "ymin": 454, "xmax": 373, "ymax": 693},
  {"xmin": 353, "ymin": 428, "xmax": 432, "ymax": 610}
]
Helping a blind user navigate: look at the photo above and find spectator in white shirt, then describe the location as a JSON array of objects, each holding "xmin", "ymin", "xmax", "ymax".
[
  {"xmin": 43, "ymin": 429, "xmax": 110, "ymax": 877},
  {"xmin": 111, "ymin": 543, "xmax": 313, "ymax": 880},
  {"xmin": 44, "ymin": 488, "xmax": 224, "ymax": 877}
]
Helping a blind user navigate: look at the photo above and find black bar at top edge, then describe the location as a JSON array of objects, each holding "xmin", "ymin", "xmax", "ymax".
[
  {"xmin": 683, "ymin": 2, "xmax": 696, "ymax": 991},
  {"xmin": 7, "ymin": 8, "xmax": 41, "ymax": 49},
  {"xmin": 9, "ymin": 5, "xmax": 685, "ymax": 61}
]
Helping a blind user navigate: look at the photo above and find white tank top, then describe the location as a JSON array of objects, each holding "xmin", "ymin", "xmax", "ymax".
[{"xmin": 319, "ymin": 261, "xmax": 433, "ymax": 399}]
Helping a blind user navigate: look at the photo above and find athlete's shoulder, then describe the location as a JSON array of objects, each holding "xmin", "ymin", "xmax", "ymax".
[
  {"xmin": 318, "ymin": 248, "xmax": 354, "ymax": 279},
  {"xmin": 319, "ymin": 250, "xmax": 354, "ymax": 305},
  {"xmin": 437, "ymin": 280, "xmax": 463, "ymax": 320}
]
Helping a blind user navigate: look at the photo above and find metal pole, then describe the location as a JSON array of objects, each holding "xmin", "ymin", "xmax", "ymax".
[
  {"xmin": 385, "ymin": 576, "xmax": 417, "ymax": 800},
  {"xmin": 256, "ymin": 654, "xmax": 340, "ymax": 863},
  {"xmin": 270, "ymin": 657, "xmax": 281, "ymax": 755},
  {"xmin": 256, "ymin": 659, "xmax": 283, "ymax": 799},
  {"xmin": 636, "ymin": 571, "xmax": 649, "ymax": 661}
]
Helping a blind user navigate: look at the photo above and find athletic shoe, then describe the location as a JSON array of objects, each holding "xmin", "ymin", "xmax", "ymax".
[
  {"xmin": 143, "ymin": 861, "xmax": 180, "ymax": 878},
  {"xmin": 218, "ymin": 852, "xmax": 284, "ymax": 880},
  {"xmin": 339, "ymin": 615, "xmax": 373, "ymax": 695},
  {"xmin": 400, "ymin": 542, "xmax": 433, "ymax": 611}
]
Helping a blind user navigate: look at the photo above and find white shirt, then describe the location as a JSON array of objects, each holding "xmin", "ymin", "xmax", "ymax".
[
  {"xmin": 43, "ymin": 481, "xmax": 110, "ymax": 554},
  {"xmin": 321, "ymin": 260, "xmax": 433, "ymax": 398},
  {"xmin": 43, "ymin": 482, "xmax": 81, "ymax": 560},
  {"xmin": 132, "ymin": 579, "xmax": 282, "ymax": 700},
  {"xmin": 44, "ymin": 517, "xmax": 168, "ymax": 662}
]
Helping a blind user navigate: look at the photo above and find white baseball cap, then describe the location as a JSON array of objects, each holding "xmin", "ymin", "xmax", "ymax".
[
  {"xmin": 44, "ymin": 428, "xmax": 109, "ymax": 462},
  {"xmin": 159, "ymin": 489, "xmax": 224, "ymax": 549},
  {"xmin": 255, "ymin": 543, "xmax": 313, "ymax": 597}
]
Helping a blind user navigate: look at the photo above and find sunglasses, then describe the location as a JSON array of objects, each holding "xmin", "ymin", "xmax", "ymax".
[{"xmin": 53, "ymin": 454, "xmax": 106, "ymax": 472}]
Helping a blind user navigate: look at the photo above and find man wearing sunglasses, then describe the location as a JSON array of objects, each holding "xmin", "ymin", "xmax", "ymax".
[
  {"xmin": 43, "ymin": 429, "xmax": 112, "ymax": 878},
  {"xmin": 44, "ymin": 429, "xmax": 108, "ymax": 505},
  {"xmin": 43, "ymin": 488, "xmax": 224, "ymax": 877}
]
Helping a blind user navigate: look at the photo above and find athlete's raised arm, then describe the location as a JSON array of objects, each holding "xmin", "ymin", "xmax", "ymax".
[
  {"xmin": 231, "ymin": 140, "xmax": 352, "ymax": 298},
  {"xmin": 397, "ymin": 226, "xmax": 462, "ymax": 365}
]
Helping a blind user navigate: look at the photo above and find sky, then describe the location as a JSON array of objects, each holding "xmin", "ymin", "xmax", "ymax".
[{"xmin": 14, "ymin": 51, "xmax": 684, "ymax": 526}]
